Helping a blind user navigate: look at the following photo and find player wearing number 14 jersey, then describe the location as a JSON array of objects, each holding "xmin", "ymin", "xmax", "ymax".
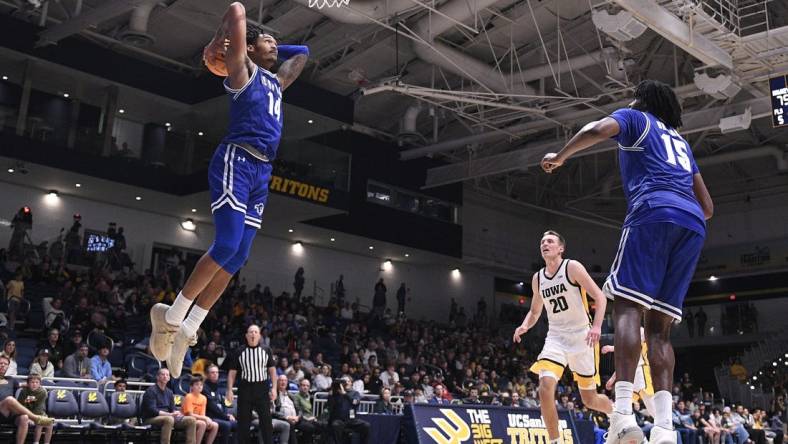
[
  {"xmin": 149, "ymin": 1, "xmax": 309, "ymax": 380},
  {"xmin": 540, "ymin": 80, "xmax": 714, "ymax": 444},
  {"xmin": 513, "ymin": 231, "xmax": 612, "ymax": 444}
]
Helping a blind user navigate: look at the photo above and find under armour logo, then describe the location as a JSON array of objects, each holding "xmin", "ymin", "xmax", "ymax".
[
  {"xmin": 255, "ymin": 203, "xmax": 265, "ymax": 216},
  {"xmin": 424, "ymin": 409, "xmax": 471, "ymax": 444},
  {"xmin": 237, "ymin": 155, "xmax": 246, "ymax": 163}
]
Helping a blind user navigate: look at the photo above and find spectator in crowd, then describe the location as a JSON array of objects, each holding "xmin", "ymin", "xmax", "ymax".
[
  {"xmin": 721, "ymin": 406, "xmax": 749, "ymax": 444},
  {"xmin": 673, "ymin": 400, "xmax": 699, "ymax": 444},
  {"xmin": 63, "ymin": 343, "xmax": 91, "ymax": 379},
  {"xmin": 300, "ymin": 349, "xmax": 314, "ymax": 374},
  {"xmin": 314, "ymin": 364, "xmax": 332, "ymax": 392},
  {"xmin": 0, "ymin": 355, "xmax": 54, "ymax": 444},
  {"xmin": 62, "ymin": 329, "xmax": 83, "ymax": 358},
  {"xmin": 274, "ymin": 375, "xmax": 319, "ymax": 444},
  {"xmin": 17, "ymin": 373, "xmax": 53, "ymax": 444},
  {"xmin": 374, "ymin": 387, "xmax": 396, "ymax": 414},
  {"xmin": 327, "ymin": 380, "xmax": 370, "ymax": 444},
  {"xmin": 372, "ymin": 278, "xmax": 387, "ymax": 319},
  {"xmin": 182, "ymin": 375, "xmax": 217, "ymax": 444},
  {"xmin": 90, "ymin": 344, "xmax": 115, "ymax": 384},
  {"xmin": 286, "ymin": 359, "xmax": 305, "ymax": 383},
  {"xmin": 38, "ymin": 329, "xmax": 64, "ymax": 370},
  {"xmin": 698, "ymin": 404, "xmax": 722, "ymax": 444},
  {"xmin": 396, "ymin": 283, "xmax": 407, "ymax": 316},
  {"xmin": 696, "ymin": 307, "xmax": 708, "ymax": 337},
  {"xmin": 335, "ymin": 275, "xmax": 345, "ymax": 304},
  {"xmin": 202, "ymin": 365, "xmax": 236, "ymax": 444},
  {"xmin": 429, "ymin": 384, "xmax": 450, "ymax": 405},
  {"xmin": 0, "ymin": 340, "xmax": 17, "ymax": 376},
  {"xmin": 291, "ymin": 378, "xmax": 320, "ymax": 440},
  {"xmin": 464, "ymin": 387, "xmax": 482, "ymax": 405},
  {"xmin": 379, "ymin": 364, "xmax": 399, "ymax": 388},
  {"xmin": 293, "ymin": 267, "xmax": 305, "ymax": 301},
  {"xmin": 30, "ymin": 349, "xmax": 54, "ymax": 378},
  {"xmin": 141, "ymin": 368, "xmax": 198, "ymax": 444},
  {"xmin": 5, "ymin": 273, "xmax": 25, "ymax": 331},
  {"xmin": 684, "ymin": 308, "xmax": 695, "ymax": 337},
  {"xmin": 42, "ymin": 297, "xmax": 68, "ymax": 332}
]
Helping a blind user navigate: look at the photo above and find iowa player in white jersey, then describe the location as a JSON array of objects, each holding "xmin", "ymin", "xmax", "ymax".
[
  {"xmin": 513, "ymin": 231, "xmax": 612, "ymax": 444},
  {"xmin": 603, "ymin": 328, "xmax": 656, "ymax": 418}
]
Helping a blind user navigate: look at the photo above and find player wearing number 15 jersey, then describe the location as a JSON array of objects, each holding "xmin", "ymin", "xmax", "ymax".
[
  {"xmin": 513, "ymin": 231, "xmax": 612, "ymax": 444},
  {"xmin": 149, "ymin": 2, "xmax": 309, "ymax": 386},
  {"xmin": 540, "ymin": 80, "xmax": 714, "ymax": 444}
]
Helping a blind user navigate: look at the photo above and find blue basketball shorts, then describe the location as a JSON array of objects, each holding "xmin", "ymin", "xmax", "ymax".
[
  {"xmin": 603, "ymin": 222, "xmax": 705, "ymax": 322},
  {"xmin": 209, "ymin": 143, "xmax": 272, "ymax": 229}
]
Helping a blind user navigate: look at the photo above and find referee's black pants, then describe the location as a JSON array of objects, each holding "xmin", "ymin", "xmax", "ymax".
[{"xmin": 237, "ymin": 381, "xmax": 273, "ymax": 444}]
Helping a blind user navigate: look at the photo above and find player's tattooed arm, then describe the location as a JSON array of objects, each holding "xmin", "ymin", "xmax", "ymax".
[
  {"xmin": 204, "ymin": 2, "xmax": 251, "ymax": 87},
  {"xmin": 277, "ymin": 53, "xmax": 308, "ymax": 91}
]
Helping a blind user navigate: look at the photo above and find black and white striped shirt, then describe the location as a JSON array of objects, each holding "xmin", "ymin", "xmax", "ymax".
[{"xmin": 228, "ymin": 345, "xmax": 275, "ymax": 383}]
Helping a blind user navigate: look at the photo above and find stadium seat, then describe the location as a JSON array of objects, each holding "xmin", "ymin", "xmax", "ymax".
[
  {"xmin": 109, "ymin": 391, "xmax": 152, "ymax": 440},
  {"xmin": 80, "ymin": 390, "xmax": 122, "ymax": 438},
  {"xmin": 46, "ymin": 389, "xmax": 89, "ymax": 433}
]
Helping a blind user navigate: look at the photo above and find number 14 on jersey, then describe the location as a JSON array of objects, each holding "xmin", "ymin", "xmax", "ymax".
[{"xmin": 267, "ymin": 91, "xmax": 281, "ymax": 120}]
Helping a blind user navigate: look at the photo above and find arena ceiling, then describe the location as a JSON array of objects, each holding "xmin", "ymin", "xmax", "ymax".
[{"xmin": 2, "ymin": 0, "xmax": 788, "ymax": 228}]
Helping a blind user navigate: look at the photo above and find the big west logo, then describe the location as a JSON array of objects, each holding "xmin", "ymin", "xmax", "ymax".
[
  {"xmin": 424, "ymin": 409, "xmax": 471, "ymax": 444},
  {"xmin": 541, "ymin": 283, "xmax": 567, "ymax": 298}
]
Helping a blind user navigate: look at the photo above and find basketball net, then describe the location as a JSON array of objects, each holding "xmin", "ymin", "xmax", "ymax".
[{"xmin": 308, "ymin": 0, "xmax": 350, "ymax": 8}]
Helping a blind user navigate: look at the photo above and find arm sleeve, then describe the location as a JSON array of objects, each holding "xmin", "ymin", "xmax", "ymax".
[
  {"xmin": 609, "ymin": 108, "xmax": 646, "ymax": 147},
  {"xmin": 277, "ymin": 45, "xmax": 309, "ymax": 61}
]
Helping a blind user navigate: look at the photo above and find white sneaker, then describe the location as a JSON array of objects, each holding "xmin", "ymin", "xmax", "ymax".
[
  {"xmin": 649, "ymin": 426, "xmax": 677, "ymax": 444},
  {"xmin": 166, "ymin": 327, "xmax": 197, "ymax": 378},
  {"xmin": 149, "ymin": 303, "xmax": 178, "ymax": 362},
  {"xmin": 605, "ymin": 412, "xmax": 644, "ymax": 444}
]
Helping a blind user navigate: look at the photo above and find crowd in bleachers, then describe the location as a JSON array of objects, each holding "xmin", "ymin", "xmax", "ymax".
[{"xmin": 1, "ymin": 241, "xmax": 787, "ymax": 443}]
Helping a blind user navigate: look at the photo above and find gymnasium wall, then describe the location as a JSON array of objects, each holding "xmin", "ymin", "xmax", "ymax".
[{"xmin": 0, "ymin": 182, "xmax": 491, "ymax": 322}]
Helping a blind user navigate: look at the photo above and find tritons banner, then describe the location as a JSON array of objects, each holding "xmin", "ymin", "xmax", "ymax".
[
  {"xmin": 268, "ymin": 174, "xmax": 348, "ymax": 209},
  {"xmin": 405, "ymin": 404, "xmax": 580, "ymax": 444}
]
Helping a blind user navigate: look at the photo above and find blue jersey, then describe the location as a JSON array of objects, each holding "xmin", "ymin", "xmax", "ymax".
[
  {"xmin": 222, "ymin": 64, "xmax": 283, "ymax": 161},
  {"xmin": 609, "ymin": 108, "xmax": 705, "ymax": 235}
]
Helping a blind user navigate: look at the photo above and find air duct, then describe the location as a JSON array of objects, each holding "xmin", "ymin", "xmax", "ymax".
[
  {"xmin": 411, "ymin": 0, "xmax": 616, "ymax": 95},
  {"xmin": 398, "ymin": 103, "xmax": 425, "ymax": 145},
  {"xmin": 591, "ymin": 9, "xmax": 647, "ymax": 41},
  {"xmin": 119, "ymin": 0, "xmax": 160, "ymax": 47}
]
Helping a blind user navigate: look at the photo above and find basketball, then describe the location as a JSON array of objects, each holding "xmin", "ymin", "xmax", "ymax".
[{"xmin": 204, "ymin": 52, "xmax": 228, "ymax": 77}]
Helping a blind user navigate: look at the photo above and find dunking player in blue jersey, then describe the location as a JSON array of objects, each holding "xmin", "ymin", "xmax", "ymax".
[
  {"xmin": 148, "ymin": 2, "xmax": 308, "ymax": 380},
  {"xmin": 541, "ymin": 80, "xmax": 714, "ymax": 444}
]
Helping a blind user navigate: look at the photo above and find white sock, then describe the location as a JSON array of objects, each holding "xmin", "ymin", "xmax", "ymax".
[
  {"xmin": 614, "ymin": 381, "xmax": 634, "ymax": 415},
  {"xmin": 550, "ymin": 439, "xmax": 560, "ymax": 444},
  {"xmin": 182, "ymin": 305, "xmax": 209, "ymax": 338},
  {"xmin": 653, "ymin": 391, "xmax": 673, "ymax": 429},
  {"xmin": 165, "ymin": 292, "xmax": 193, "ymax": 326}
]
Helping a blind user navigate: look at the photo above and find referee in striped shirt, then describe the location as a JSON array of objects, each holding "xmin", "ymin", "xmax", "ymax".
[{"xmin": 226, "ymin": 324, "xmax": 277, "ymax": 444}]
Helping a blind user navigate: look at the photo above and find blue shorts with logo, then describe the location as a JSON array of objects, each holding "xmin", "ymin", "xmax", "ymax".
[
  {"xmin": 209, "ymin": 143, "xmax": 272, "ymax": 229},
  {"xmin": 603, "ymin": 222, "xmax": 705, "ymax": 321}
]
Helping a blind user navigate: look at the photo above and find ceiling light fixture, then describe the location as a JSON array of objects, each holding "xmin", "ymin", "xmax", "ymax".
[
  {"xmin": 135, "ymin": 196, "xmax": 142, "ymax": 201},
  {"xmin": 368, "ymin": 246, "xmax": 374, "ymax": 250},
  {"xmin": 181, "ymin": 219, "xmax": 197, "ymax": 232},
  {"xmin": 75, "ymin": 183, "xmax": 81, "ymax": 188},
  {"xmin": 118, "ymin": 109, "xmax": 125, "ymax": 114},
  {"xmin": 197, "ymin": 131, "xmax": 204, "ymax": 136},
  {"xmin": 307, "ymin": 119, "xmax": 314, "ymax": 124},
  {"xmin": 63, "ymin": 93, "xmax": 70, "ymax": 98},
  {"xmin": 330, "ymin": 237, "xmax": 335, "ymax": 242},
  {"xmin": 191, "ymin": 208, "xmax": 197, "ymax": 213}
]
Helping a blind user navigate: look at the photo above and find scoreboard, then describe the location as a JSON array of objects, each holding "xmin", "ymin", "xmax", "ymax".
[{"xmin": 772, "ymin": 75, "xmax": 788, "ymax": 128}]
